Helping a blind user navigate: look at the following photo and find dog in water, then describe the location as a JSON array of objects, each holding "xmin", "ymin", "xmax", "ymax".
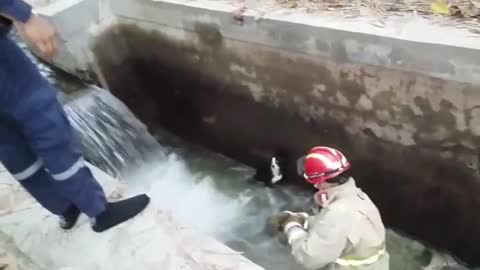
[
  {"xmin": 253, "ymin": 153, "xmax": 288, "ymax": 187},
  {"xmin": 253, "ymin": 149, "xmax": 309, "ymax": 188},
  {"xmin": 254, "ymin": 153, "xmax": 325, "ymax": 216}
]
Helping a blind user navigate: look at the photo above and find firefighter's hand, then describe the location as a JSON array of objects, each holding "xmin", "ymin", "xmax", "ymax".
[
  {"xmin": 267, "ymin": 211, "xmax": 309, "ymax": 235},
  {"xmin": 15, "ymin": 14, "xmax": 58, "ymax": 60}
]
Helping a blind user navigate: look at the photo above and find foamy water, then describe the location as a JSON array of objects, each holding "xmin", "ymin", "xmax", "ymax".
[
  {"xmin": 118, "ymin": 146, "xmax": 313, "ymax": 269},
  {"xmin": 124, "ymin": 152, "xmax": 250, "ymax": 236}
]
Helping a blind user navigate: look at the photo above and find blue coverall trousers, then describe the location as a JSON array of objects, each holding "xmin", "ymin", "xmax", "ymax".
[{"xmin": 0, "ymin": 35, "xmax": 107, "ymax": 217}]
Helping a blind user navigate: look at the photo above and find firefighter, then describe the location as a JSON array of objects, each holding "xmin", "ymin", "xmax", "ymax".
[{"xmin": 269, "ymin": 146, "xmax": 389, "ymax": 269}]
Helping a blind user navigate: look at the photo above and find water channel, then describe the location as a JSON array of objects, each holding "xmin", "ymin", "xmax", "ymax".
[{"xmin": 13, "ymin": 34, "xmax": 474, "ymax": 270}]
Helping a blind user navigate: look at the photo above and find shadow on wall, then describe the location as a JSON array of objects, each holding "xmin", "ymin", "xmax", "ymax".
[{"xmin": 91, "ymin": 23, "xmax": 480, "ymax": 267}]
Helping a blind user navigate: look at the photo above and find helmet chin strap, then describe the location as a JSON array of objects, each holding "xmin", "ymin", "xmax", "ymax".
[
  {"xmin": 326, "ymin": 175, "xmax": 350, "ymax": 185},
  {"xmin": 315, "ymin": 176, "xmax": 350, "ymax": 190},
  {"xmin": 314, "ymin": 181, "xmax": 336, "ymax": 190}
]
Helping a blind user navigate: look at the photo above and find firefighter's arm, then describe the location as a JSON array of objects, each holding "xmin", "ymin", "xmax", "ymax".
[
  {"xmin": 0, "ymin": 0, "xmax": 32, "ymax": 23},
  {"xmin": 285, "ymin": 210, "xmax": 350, "ymax": 270}
]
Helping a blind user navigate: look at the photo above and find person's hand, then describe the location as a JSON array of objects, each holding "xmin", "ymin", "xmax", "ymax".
[
  {"xmin": 267, "ymin": 211, "xmax": 309, "ymax": 235},
  {"xmin": 15, "ymin": 14, "xmax": 58, "ymax": 60}
]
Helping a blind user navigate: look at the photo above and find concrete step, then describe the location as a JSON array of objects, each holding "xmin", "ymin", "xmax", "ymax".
[{"xmin": 0, "ymin": 162, "xmax": 264, "ymax": 270}]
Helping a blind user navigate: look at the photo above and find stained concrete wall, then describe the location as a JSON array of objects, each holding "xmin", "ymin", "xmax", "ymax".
[{"xmin": 29, "ymin": 0, "xmax": 480, "ymax": 266}]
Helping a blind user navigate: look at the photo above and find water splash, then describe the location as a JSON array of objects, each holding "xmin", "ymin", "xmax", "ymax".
[
  {"xmin": 120, "ymin": 142, "xmax": 313, "ymax": 270},
  {"xmin": 63, "ymin": 86, "xmax": 163, "ymax": 177}
]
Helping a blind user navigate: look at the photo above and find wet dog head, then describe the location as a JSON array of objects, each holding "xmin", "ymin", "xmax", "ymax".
[
  {"xmin": 253, "ymin": 148, "xmax": 312, "ymax": 189},
  {"xmin": 270, "ymin": 156, "xmax": 283, "ymax": 184},
  {"xmin": 253, "ymin": 156, "xmax": 285, "ymax": 187}
]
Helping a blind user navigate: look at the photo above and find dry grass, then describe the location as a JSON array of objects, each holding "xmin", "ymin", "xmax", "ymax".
[{"xmin": 275, "ymin": 0, "xmax": 480, "ymax": 33}]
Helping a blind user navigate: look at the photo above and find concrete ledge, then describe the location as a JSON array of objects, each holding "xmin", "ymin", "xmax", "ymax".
[
  {"xmin": 27, "ymin": 0, "xmax": 480, "ymax": 84},
  {"xmin": 0, "ymin": 163, "xmax": 264, "ymax": 270},
  {"xmin": 111, "ymin": 0, "xmax": 480, "ymax": 84}
]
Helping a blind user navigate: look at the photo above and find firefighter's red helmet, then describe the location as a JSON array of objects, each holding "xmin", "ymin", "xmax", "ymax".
[{"xmin": 300, "ymin": 146, "xmax": 351, "ymax": 185}]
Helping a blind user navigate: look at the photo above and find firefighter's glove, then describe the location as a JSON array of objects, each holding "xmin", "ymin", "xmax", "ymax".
[{"xmin": 267, "ymin": 210, "xmax": 309, "ymax": 235}]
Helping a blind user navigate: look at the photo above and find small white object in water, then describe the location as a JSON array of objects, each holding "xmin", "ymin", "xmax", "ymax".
[
  {"xmin": 270, "ymin": 157, "xmax": 283, "ymax": 184},
  {"xmin": 423, "ymin": 251, "xmax": 462, "ymax": 270}
]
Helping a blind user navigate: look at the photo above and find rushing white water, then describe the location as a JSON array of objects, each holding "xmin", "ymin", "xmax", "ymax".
[{"xmin": 63, "ymin": 86, "xmax": 162, "ymax": 177}]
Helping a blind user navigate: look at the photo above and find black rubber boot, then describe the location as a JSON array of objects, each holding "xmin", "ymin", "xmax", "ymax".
[
  {"xmin": 92, "ymin": 194, "xmax": 150, "ymax": 233},
  {"xmin": 59, "ymin": 204, "xmax": 81, "ymax": 230}
]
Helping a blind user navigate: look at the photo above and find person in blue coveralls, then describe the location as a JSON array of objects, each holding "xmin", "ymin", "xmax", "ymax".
[{"xmin": 0, "ymin": 0, "xmax": 150, "ymax": 232}]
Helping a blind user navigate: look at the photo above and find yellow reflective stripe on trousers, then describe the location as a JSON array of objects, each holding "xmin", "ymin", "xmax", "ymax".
[{"xmin": 335, "ymin": 247, "xmax": 385, "ymax": 267}]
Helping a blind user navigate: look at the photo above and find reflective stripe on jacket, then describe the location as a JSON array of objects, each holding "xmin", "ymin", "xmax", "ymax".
[{"xmin": 335, "ymin": 245, "xmax": 387, "ymax": 267}]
